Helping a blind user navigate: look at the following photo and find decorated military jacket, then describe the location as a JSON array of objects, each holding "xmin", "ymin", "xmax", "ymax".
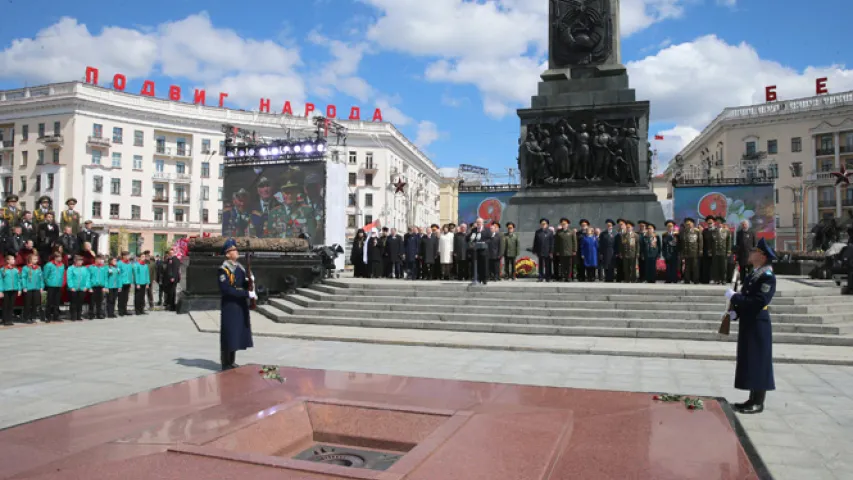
[
  {"xmin": 712, "ymin": 227, "xmax": 732, "ymax": 256},
  {"xmin": 680, "ymin": 227, "xmax": 703, "ymax": 258}
]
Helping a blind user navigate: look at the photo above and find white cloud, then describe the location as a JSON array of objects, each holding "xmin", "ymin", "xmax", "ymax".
[
  {"xmin": 620, "ymin": 0, "xmax": 686, "ymax": 36},
  {"xmin": 650, "ymin": 125, "xmax": 702, "ymax": 171},
  {"xmin": 415, "ymin": 120, "xmax": 442, "ymax": 148},
  {"xmin": 307, "ymin": 31, "xmax": 374, "ymax": 102},
  {"xmin": 374, "ymin": 97, "xmax": 413, "ymax": 126}
]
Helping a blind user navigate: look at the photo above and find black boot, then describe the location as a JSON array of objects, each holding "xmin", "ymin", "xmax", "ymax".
[
  {"xmin": 221, "ymin": 350, "xmax": 233, "ymax": 371},
  {"xmin": 229, "ymin": 351, "xmax": 239, "ymax": 369},
  {"xmin": 739, "ymin": 391, "xmax": 765, "ymax": 414},
  {"xmin": 733, "ymin": 391, "xmax": 754, "ymax": 411}
]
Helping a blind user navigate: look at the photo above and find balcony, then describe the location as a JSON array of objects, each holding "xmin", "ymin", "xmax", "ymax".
[
  {"xmin": 37, "ymin": 134, "xmax": 63, "ymax": 147},
  {"xmin": 154, "ymin": 146, "xmax": 192, "ymax": 158},
  {"xmin": 361, "ymin": 161, "xmax": 378, "ymax": 174},
  {"xmin": 843, "ymin": 198, "xmax": 853, "ymax": 207},
  {"xmin": 741, "ymin": 151, "xmax": 767, "ymax": 161},
  {"xmin": 152, "ymin": 172, "xmax": 192, "ymax": 183},
  {"xmin": 841, "ymin": 145, "xmax": 853, "ymax": 155},
  {"xmin": 818, "ymin": 199, "xmax": 837, "ymax": 209},
  {"xmin": 0, "ymin": 140, "xmax": 12, "ymax": 150},
  {"xmin": 816, "ymin": 147, "xmax": 835, "ymax": 156},
  {"xmin": 0, "ymin": 165, "xmax": 11, "ymax": 175},
  {"xmin": 87, "ymin": 136, "xmax": 111, "ymax": 148},
  {"xmin": 174, "ymin": 197, "xmax": 191, "ymax": 206},
  {"xmin": 152, "ymin": 195, "xmax": 169, "ymax": 203}
]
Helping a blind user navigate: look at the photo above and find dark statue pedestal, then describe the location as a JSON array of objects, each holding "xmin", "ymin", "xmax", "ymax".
[{"xmin": 177, "ymin": 252, "xmax": 324, "ymax": 313}]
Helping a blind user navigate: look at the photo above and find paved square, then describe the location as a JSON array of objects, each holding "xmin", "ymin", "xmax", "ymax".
[{"xmin": 1, "ymin": 313, "xmax": 852, "ymax": 479}]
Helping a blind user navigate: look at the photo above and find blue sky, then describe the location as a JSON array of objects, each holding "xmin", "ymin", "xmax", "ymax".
[{"xmin": 1, "ymin": 0, "xmax": 851, "ymax": 178}]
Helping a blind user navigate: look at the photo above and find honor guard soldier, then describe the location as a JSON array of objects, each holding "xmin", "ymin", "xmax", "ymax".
[
  {"xmin": 724, "ymin": 238, "xmax": 777, "ymax": 414},
  {"xmin": 218, "ymin": 238, "xmax": 256, "ymax": 370},
  {"xmin": 712, "ymin": 216, "xmax": 732, "ymax": 284},
  {"xmin": 619, "ymin": 221, "xmax": 639, "ymax": 283},
  {"xmin": 0, "ymin": 195, "xmax": 21, "ymax": 236},
  {"xmin": 662, "ymin": 220, "xmax": 680, "ymax": 283},
  {"xmin": 33, "ymin": 196, "xmax": 54, "ymax": 226},
  {"xmin": 60, "ymin": 198, "xmax": 81, "ymax": 235},
  {"xmin": 680, "ymin": 217, "xmax": 702, "ymax": 284}
]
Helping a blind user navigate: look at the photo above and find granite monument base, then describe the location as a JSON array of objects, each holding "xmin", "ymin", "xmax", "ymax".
[{"xmin": 0, "ymin": 366, "xmax": 766, "ymax": 479}]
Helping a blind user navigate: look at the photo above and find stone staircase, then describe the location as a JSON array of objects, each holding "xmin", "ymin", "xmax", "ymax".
[{"xmin": 256, "ymin": 279, "xmax": 853, "ymax": 346}]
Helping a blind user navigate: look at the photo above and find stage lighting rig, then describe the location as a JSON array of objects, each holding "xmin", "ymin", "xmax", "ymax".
[{"xmin": 223, "ymin": 134, "xmax": 328, "ymax": 166}]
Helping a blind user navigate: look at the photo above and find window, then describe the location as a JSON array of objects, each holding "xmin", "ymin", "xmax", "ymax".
[
  {"xmin": 775, "ymin": 189, "xmax": 779, "ymax": 203},
  {"xmin": 768, "ymin": 163, "xmax": 778, "ymax": 179},
  {"xmin": 218, "ymin": 187, "xmax": 223, "ymax": 201},
  {"xmin": 201, "ymin": 162, "xmax": 210, "ymax": 178},
  {"xmin": 218, "ymin": 210, "xmax": 223, "ymax": 223},
  {"xmin": 134, "ymin": 130, "xmax": 144, "ymax": 147},
  {"xmin": 21, "ymin": 151, "xmax": 27, "ymax": 167},
  {"xmin": 22, "ymin": 125, "xmax": 28, "ymax": 141},
  {"xmin": 201, "ymin": 139, "xmax": 211, "ymax": 154},
  {"xmin": 219, "ymin": 164, "xmax": 224, "ymax": 178},
  {"xmin": 349, "ymin": 151, "xmax": 357, "ymax": 164},
  {"xmin": 93, "ymin": 124, "xmax": 103, "ymax": 138},
  {"xmin": 791, "ymin": 137, "xmax": 802, "ymax": 152},
  {"xmin": 332, "ymin": 151, "xmax": 340, "ymax": 162},
  {"xmin": 176, "ymin": 139, "xmax": 187, "ymax": 156},
  {"xmin": 132, "ymin": 180, "xmax": 142, "ymax": 196},
  {"xmin": 133, "ymin": 155, "xmax": 143, "ymax": 170},
  {"xmin": 52, "ymin": 149, "xmax": 59, "ymax": 164},
  {"xmin": 47, "ymin": 173, "xmax": 54, "ymax": 190},
  {"xmin": 364, "ymin": 215, "xmax": 373, "ymax": 225},
  {"xmin": 19, "ymin": 176, "xmax": 26, "ymax": 192},
  {"xmin": 53, "ymin": 121, "xmax": 60, "ymax": 136},
  {"xmin": 365, "ymin": 151, "xmax": 374, "ymax": 169},
  {"xmin": 365, "ymin": 193, "xmax": 373, "ymax": 207},
  {"xmin": 348, "ymin": 194, "xmax": 357, "ymax": 207},
  {"xmin": 365, "ymin": 173, "xmax": 373, "ymax": 186},
  {"xmin": 38, "ymin": 123, "xmax": 45, "ymax": 138},
  {"xmin": 202, "ymin": 209, "xmax": 209, "ymax": 223},
  {"xmin": 112, "ymin": 127, "xmax": 123, "ymax": 144},
  {"xmin": 347, "ymin": 215, "xmax": 357, "ymax": 228},
  {"xmin": 820, "ymin": 135, "xmax": 834, "ymax": 153},
  {"xmin": 111, "ymin": 152, "xmax": 121, "ymax": 168},
  {"xmin": 819, "ymin": 158, "xmax": 834, "ymax": 172},
  {"xmin": 745, "ymin": 141, "xmax": 756, "ymax": 156},
  {"xmin": 153, "ymin": 234, "xmax": 167, "ymax": 255},
  {"xmin": 34, "ymin": 175, "xmax": 41, "ymax": 192},
  {"xmin": 767, "ymin": 139, "xmax": 777, "ymax": 154},
  {"xmin": 155, "ymin": 159, "xmax": 164, "ymax": 172},
  {"xmin": 154, "ymin": 184, "xmax": 166, "ymax": 200},
  {"xmin": 176, "ymin": 162, "xmax": 186, "ymax": 174},
  {"xmin": 92, "ymin": 201, "xmax": 102, "ymax": 218},
  {"xmin": 37, "ymin": 150, "xmax": 44, "ymax": 165},
  {"xmin": 154, "ymin": 208, "xmax": 164, "ymax": 221},
  {"xmin": 156, "ymin": 137, "xmax": 165, "ymax": 154},
  {"xmin": 110, "ymin": 204, "xmax": 119, "ymax": 218},
  {"xmin": 219, "ymin": 141, "xmax": 225, "ymax": 153},
  {"xmin": 348, "ymin": 173, "xmax": 357, "ymax": 186},
  {"xmin": 92, "ymin": 150, "xmax": 102, "ymax": 165},
  {"xmin": 844, "ymin": 132, "xmax": 853, "ymax": 152},
  {"xmin": 93, "ymin": 176, "xmax": 103, "ymax": 193},
  {"xmin": 131, "ymin": 205, "xmax": 141, "ymax": 220},
  {"xmin": 175, "ymin": 186, "xmax": 186, "ymax": 202},
  {"xmin": 790, "ymin": 162, "xmax": 803, "ymax": 177},
  {"xmin": 110, "ymin": 178, "xmax": 121, "ymax": 195},
  {"xmin": 174, "ymin": 208, "xmax": 184, "ymax": 222}
]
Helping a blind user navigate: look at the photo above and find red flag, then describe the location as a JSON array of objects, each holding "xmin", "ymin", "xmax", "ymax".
[{"xmin": 654, "ymin": 135, "xmax": 664, "ymax": 140}]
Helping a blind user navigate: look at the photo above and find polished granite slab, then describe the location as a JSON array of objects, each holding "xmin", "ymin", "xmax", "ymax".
[{"xmin": 0, "ymin": 366, "xmax": 765, "ymax": 479}]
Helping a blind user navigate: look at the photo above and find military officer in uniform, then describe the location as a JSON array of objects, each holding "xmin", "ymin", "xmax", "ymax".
[
  {"xmin": 0, "ymin": 195, "xmax": 21, "ymax": 235},
  {"xmin": 725, "ymin": 238, "xmax": 777, "ymax": 414},
  {"xmin": 222, "ymin": 189, "xmax": 261, "ymax": 237},
  {"xmin": 681, "ymin": 217, "xmax": 702, "ymax": 284},
  {"xmin": 642, "ymin": 223, "xmax": 661, "ymax": 283},
  {"xmin": 33, "ymin": 196, "xmax": 54, "ymax": 226},
  {"xmin": 620, "ymin": 221, "xmax": 639, "ymax": 283},
  {"xmin": 60, "ymin": 198, "xmax": 81, "ymax": 235},
  {"xmin": 662, "ymin": 220, "xmax": 679, "ymax": 283},
  {"xmin": 218, "ymin": 238, "xmax": 256, "ymax": 371},
  {"xmin": 712, "ymin": 216, "xmax": 732, "ymax": 284}
]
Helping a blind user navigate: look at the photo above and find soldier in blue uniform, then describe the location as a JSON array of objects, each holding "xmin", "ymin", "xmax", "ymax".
[
  {"xmin": 218, "ymin": 238, "xmax": 256, "ymax": 370},
  {"xmin": 725, "ymin": 237, "xmax": 776, "ymax": 414}
]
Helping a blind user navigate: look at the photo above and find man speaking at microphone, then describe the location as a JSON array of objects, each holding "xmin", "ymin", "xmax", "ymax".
[{"xmin": 466, "ymin": 217, "xmax": 492, "ymax": 286}]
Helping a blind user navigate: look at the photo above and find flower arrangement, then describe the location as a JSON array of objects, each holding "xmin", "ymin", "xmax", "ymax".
[
  {"xmin": 515, "ymin": 257, "xmax": 537, "ymax": 277},
  {"xmin": 652, "ymin": 393, "xmax": 704, "ymax": 410},
  {"xmin": 259, "ymin": 365, "xmax": 285, "ymax": 383}
]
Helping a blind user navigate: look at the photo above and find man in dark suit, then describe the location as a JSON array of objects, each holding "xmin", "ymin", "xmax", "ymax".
[
  {"xmin": 465, "ymin": 217, "xmax": 492, "ymax": 285},
  {"xmin": 488, "ymin": 222, "xmax": 503, "ymax": 281},
  {"xmin": 385, "ymin": 228, "xmax": 404, "ymax": 279},
  {"xmin": 419, "ymin": 225, "xmax": 440, "ymax": 280},
  {"xmin": 453, "ymin": 224, "xmax": 469, "ymax": 280},
  {"xmin": 19, "ymin": 211, "xmax": 35, "ymax": 242},
  {"xmin": 77, "ymin": 220, "xmax": 100, "ymax": 253},
  {"xmin": 575, "ymin": 220, "xmax": 589, "ymax": 281},
  {"xmin": 37, "ymin": 212, "xmax": 60, "ymax": 265},
  {"xmin": 163, "ymin": 248, "xmax": 181, "ymax": 311},
  {"xmin": 59, "ymin": 226, "xmax": 79, "ymax": 262},
  {"xmin": 533, "ymin": 218, "xmax": 555, "ymax": 282},
  {"xmin": 701, "ymin": 215, "xmax": 715, "ymax": 284},
  {"xmin": 735, "ymin": 220, "xmax": 757, "ymax": 278},
  {"xmin": 599, "ymin": 219, "xmax": 617, "ymax": 282},
  {"xmin": 5, "ymin": 225, "xmax": 24, "ymax": 256}
]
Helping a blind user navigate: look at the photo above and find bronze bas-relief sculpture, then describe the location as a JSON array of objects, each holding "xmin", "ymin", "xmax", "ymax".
[
  {"xmin": 518, "ymin": 117, "xmax": 640, "ymax": 188},
  {"xmin": 551, "ymin": 0, "xmax": 614, "ymax": 68}
]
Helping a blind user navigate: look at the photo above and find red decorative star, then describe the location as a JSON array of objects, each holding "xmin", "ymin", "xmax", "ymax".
[
  {"xmin": 393, "ymin": 178, "xmax": 407, "ymax": 194},
  {"xmin": 832, "ymin": 165, "xmax": 853, "ymax": 186}
]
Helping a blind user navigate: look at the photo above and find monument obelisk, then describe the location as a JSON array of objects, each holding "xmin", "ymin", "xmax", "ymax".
[{"xmin": 503, "ymin": 0, "xmax": 665, "ymax": 232}]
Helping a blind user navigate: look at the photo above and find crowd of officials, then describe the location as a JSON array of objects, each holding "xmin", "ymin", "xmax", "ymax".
[
  {"xmin": 0, "ymin": 195, "xmax": 181, "ymax": 326},
  {"xmin": 348, "ymin": 214, "xmax": 757, "ymax": 285}
]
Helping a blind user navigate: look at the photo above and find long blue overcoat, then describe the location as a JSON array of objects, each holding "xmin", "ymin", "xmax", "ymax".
[
  {"xmin": 730, "ymin": 265, "xmax": 776, "ymax": 391},
  {"xmin": 580, "ymin": 235, "xmax": 598, "ymax": 268},
  {"xmin": 218, "ymin": 260, "xmax": 254, "ymax": 352}
]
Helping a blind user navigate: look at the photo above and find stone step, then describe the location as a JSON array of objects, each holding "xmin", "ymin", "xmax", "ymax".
[
  {"xmin": 295, "ymin": 290, "xmax": 849, "ymax": 315},
  {"xmin": 261, "ymin": 309, "xmax": 853, "ymax": 347},
  {"xmin": 311, "ymin": 284, "xmax": 852, "ymax": 305}
]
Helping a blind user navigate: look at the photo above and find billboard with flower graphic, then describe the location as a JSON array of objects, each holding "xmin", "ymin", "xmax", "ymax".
[
  {"xmin": 673, "ymin": 184, "xmax": 776, "ymax": 244},
  {"xmin": 458, "ymin": 190, "xmax": 518, "ymax": 226}
]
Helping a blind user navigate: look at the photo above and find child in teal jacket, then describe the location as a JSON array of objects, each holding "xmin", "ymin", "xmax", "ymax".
[
  {"xmin": 88, "ymin": 255, "xmax": 108, "ymax": 319},
  {"xmin": 132, "ymin": 253, "xmax": 150, "ymax": 315},
  {"xmin": 66, "ymin": 255, "xmax": 91, "ymax": 321},
  {"xmin": 106, "ymin": 257, "xmax": 120, "ymax": 318},
  {"xmin": 21, "ymin": 253, "xmax": 44, "ymax": 324},
  {"xmin": 117, "ymin": 251, "xmax": 133, "ymax": 316},
  {"xmin": 44, "ymin": 252, "xmax": 66, "ymax": 322},
  {"xmin": 1, "ymin": 255, "xmax": 20, "ymax": 325}
]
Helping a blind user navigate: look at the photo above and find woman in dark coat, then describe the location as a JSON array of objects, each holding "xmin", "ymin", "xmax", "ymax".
[
  {"xmin": 725, "ymin": 238, "xmax": 776, "ymax": 414},
  {"xmin": 350, "ymin": 229, "xmax": 366, "ymax": 278},
  {"xmin": 217, "ymin": 238, "xmax": 255, "ymax": 371}
]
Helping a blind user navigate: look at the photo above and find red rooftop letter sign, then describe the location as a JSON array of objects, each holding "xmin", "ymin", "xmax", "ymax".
[
  {"xmin": 816, "ymin": 77, "xmax": 828, "ymax": 95},
  {"xmin": 765, "ymin": 85, "xmax": 777, "ymax": 102},
  {"xmin": 85, "ymin": 66, "xmax": 99, "ymax": 85}
]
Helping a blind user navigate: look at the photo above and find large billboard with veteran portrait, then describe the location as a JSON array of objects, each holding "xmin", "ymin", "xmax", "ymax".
[
  {"xmin": 673, "ymin": 184, "xmax": 776, "ymax": 244},
  {"xmin": 458, "ymin": 190, "xmax": 518, "ymax": 226},
  {"xmin": 222, "ymin": 161, "xmax": 326, "ymax": 244}
]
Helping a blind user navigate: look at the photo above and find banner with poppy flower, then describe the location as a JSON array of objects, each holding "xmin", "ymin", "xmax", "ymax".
[
  {"xmin": 457, "ymin": 190, "xmax": 518, "ymax": 226},
  {"xmin": 673, "ymin": 184, "xmax": 775, "ymax": 245}
]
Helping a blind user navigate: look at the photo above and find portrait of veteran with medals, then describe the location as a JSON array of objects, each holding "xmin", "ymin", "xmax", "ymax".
[
  {"xmin": 724, "ymin": 238, "xmax": 777, "ymax": 414},
  {"xmin": 218, "ymin": 238, "xmax": 256, "ymax": 371}
]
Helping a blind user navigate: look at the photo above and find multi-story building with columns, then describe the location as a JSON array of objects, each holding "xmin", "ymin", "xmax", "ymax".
[
  {"xmin": 0, "ymin": 81, "xmax": 439, "ymax": 255},
  {"xmin": 665, "ymin": 90, "xmax": 853, "ymax": 250}
]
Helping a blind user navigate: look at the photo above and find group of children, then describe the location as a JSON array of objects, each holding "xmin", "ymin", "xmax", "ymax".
[{"xmin": 0, "ymin": 250, "xmax": 151, "ymax": 325}]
